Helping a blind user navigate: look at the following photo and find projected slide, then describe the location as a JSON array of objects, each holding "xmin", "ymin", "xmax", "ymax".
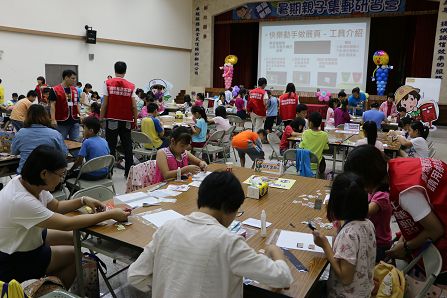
[{"xmin": 258, "ymin": 19, "xmax": 370, "ymax": 92}]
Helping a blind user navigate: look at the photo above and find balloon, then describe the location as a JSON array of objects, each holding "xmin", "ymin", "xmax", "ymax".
[
  {"xmin": 225, "ymin": 55, "xmax": 238, "ymax": 65},
  {"xmin": 373, "ymin": 50, "xmax": 390, "ymax": 66},
  {"xmin": 316, "ymin": 90, "xmax": 331, "ymax": 102}
]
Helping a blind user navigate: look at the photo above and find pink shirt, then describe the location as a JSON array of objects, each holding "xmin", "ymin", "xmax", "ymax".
[
  {"xmin": 154, "ymin": 147, "xmax": 189, "ymax": 183},
  {"xmin": 235, "ymin": 97, "xmax": 245, "ymax": 112},
  {"xmin": 326, "ymin": 107, "xmax": 335, "ymax": 127},
  {"xmin": 368, "ymin": 191, "xmax": 392, "ymax": 246},
  {"xmin": 379, "ymin": 101, "xmax": 397, "ymax": 117}
]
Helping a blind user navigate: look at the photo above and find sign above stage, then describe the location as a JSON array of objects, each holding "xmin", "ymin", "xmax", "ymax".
[{"xmin": 233, "ymin": 0, "xmax": 406, "ymax": 20}]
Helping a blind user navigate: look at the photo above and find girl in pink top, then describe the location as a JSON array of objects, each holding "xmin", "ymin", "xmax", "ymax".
[
  {"xmin": 194, "ymin": 93, "xmax": 205, "ymax": 107},
  {"xmin": 154, "ymin": 126, "xmax": 207, "ymax": 183},
  {"xmin": 334, "ymin": 100, "xmax": 351, "ymax": 127},
  {"xmin": 326, "ymin": 99, "xmax": 337, "ymax": 128}
]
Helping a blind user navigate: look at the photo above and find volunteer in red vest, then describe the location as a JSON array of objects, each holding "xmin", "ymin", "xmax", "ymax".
[
  {"xmin": 49, "ymin": 70, "xmax": 80, "ymax": 141},
  {"xmin": 100, "ymin": 61, "xmax": 138, "ymax": 178},
  {"xmin": 247, "ymin": 77, "xmax": 268, "ymax": 132},
  {"xmin": 344, "ymin": 145, "xmax": 447, "ymax": 284},
  {"xmin": 279, "ymin": 82, "xmax": 299, "ymax": 127},
  {"xmin": 35, "ymin": 76, "xmax": 48, "ymax": 102}
]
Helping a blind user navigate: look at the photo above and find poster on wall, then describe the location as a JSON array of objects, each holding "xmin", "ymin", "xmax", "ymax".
[{"xmin": 233, "ymin": 1, "xmax": 406, "ymax": 20}]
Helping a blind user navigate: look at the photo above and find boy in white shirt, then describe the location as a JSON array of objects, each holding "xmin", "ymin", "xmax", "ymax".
[{"xmin": 128, "ymin": 171, "xmax": 293, "ymax": 297}]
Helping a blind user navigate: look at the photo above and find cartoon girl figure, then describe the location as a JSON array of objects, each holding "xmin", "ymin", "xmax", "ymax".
[{"xmin": 394, "ymin": 85, "xmax": 421, "ymax": 120}]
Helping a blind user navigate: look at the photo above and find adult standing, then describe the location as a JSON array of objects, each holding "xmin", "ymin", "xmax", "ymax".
[
  {"xmin": 100, "ymin": 61, "xmax": 138, "ymax": 177},
  {"xmin": 279, "ymin": 83, "xmax": 299, "ymax": 127},
  {"xmin": 49, "ymin": 70, "xmax": 80, "ymax": 141},
  {"xmin": 247, "ymin": 78, "xmax": 268, "ymax": 132},
  {"xmin": 35, "ymin": 76, "xmax": 48, "ymax": 102}
]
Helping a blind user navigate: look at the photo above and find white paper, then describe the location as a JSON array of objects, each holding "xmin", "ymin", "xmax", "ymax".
[
  {"xmin": 276, "ymin": 231, "xmax": 332, "ymax": 253},
  {"xmin": 126, "ymin": 197, "xmax": 160, "ymax": 208},
  {"xmin": 323, "ymin": 194, "xmax": 330, "ymax": 205},
  {"xmin": 335, "ymin": 130, "xmax": 360, "ymax": 135},
  {"xmin": 159, "ymin": 198, "xmax": 177, "ymax": 203},
  {"xmin": 166, "ymin": 185, "xmax": 190, "ymax": 192},
  {"xmin": 141, "ymin": 210, "xmax": 184, "ymax": 228},
  {"xmin": 115, "ymin": 192, "xmax": 149, "ymax": 203},
  {"xmin": 242, "ymin": 218, "xmax": 272, "ymax": 229},
  {"xmin": 192, "ymin": 171, "xmax": 212, "ymax": 181},
  {"xmin": 148, "ymin": 189, "xmax": 181, "ymax": 198},
  {"xmin": 188, "ymin": 181, "xmax": 202, "ymax": 187}
]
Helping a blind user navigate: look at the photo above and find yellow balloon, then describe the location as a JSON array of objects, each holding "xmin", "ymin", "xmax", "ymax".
[{"xmin": 225, "ymin": 55, "xmax": 238, "ymax": 65}]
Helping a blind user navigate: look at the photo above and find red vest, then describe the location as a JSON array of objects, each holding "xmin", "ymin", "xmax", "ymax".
[
  {"xmin": 105, "ymin": 78, "xmax": 135, "ymax": 122},
  {"xmin": 389, "ymin": 158, "xmax": 447, "ymax": 271},
  {"xmin": 53, "ymin": 85, "xmax": 79, "ymax": 121},
  {"xmin": 247, "ymin": 88, "xmax": 266, "ymax": 116},
  {"xmin": 279, "ymin": 93, "xmax": 299, "ymax": 121}
]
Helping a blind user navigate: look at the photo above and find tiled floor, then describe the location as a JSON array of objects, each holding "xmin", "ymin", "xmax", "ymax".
[{"xmin": 95, "ymin": 126, "xmax": 447, "ymax": 297}]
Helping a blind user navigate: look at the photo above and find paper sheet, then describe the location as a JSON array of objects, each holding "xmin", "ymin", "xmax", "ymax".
[
  {"xmin": 141, "ymin": 210, "xmax": 184, "ymax": 228},
  {"xmin": 166, "ymin": 185, "xmax": 190, "ymax": 192},
  {"xmin": 242, "ymin": 175, "xmax": 296, "ymax": 190},
  {"xmin": 276, "ymin": 231, "xmax": 332, "ymax": 253},
  {"xmin": 188, "ymin": 181, "xmax": 202, "ymax": 187},
  {"xmin": 192, "ymin": 171, "xmax": 212, "ymax": 181},
  {"xmin": 323, "ymin": 194, "xmax": 330, "ymax": 204},
  {"xmin": 148, "ymin": 189, "xmax": 181, "ymax": 198},
  {"xmin": 242, "ymin": 218, "xmax": 272, "ymax": 229},
  {"xmin": 335, "ymin": 130, "xmax": 360, "ymax": 135},
  {"xmin": 126, "ymin": 197, "xmax": 160, "ymax": 208},
  {"xmin": 115, "ymin": 192, "xmax": 148, "ymax": 203}
]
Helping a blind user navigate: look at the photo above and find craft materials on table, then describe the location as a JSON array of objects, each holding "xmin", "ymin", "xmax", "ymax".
[
  {"xmin": 276, "ymin": 230, "xmax": 333, "ymax": 253},
  {"xmin": 300, "ymin": 217, "xmax": 333, "ymax": 230},
  {"xmin": 243, "ymin": 175, "xmax": 296, "ymax": 190},
  {"xmin": 166, "ymin": 185, "xmax": 190, "ymax": 192},
  {"xmin": 281, "ymin": 248, "xmax": 308, "ymax": 272},
  {"xmin": 141, "ymin": 210, "xmax": 184, "ymax": 228},
  {"xmin": 242, "ymin": 218, "xmax": 272, "ymax": 229}
]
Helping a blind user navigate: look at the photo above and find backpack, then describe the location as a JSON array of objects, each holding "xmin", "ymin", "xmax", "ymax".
[
  {"xmin": 0, "ymin": 279, "xmax": 26, "ymax": 298},
  {"xmin": 373, "ymin": 261, "xmax": 406, "ymax": 298}
]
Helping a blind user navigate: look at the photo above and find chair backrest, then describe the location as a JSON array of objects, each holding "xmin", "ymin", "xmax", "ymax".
[
  {"xmin": 228, "ymin": 115, "xmax": 244, "ymax": 125},
  {"xmin": 206, "ymin": 130, "xmax": 225, "ymax": 144},
  {"xmin": 126, "ymin": 160, "xmax": 158, "ymax": 193},
  {"xmin": 72, "ymin": 185, "xmax": 115, "ymax": 202},
  {"xmin": 79, "ymin": 155, "xmax": 115, "ymax": 176},
  {"xmin": 131, "ymin": 130, "xmax": 154, "ymax": 147},
  {"xmin": 283, "ymin": 149, "xmax": 319, "ymax": 164},
  {"xmin": 223, "ymin": 126, "xmax": 236, "ymax": 144},
  {"xmin": 267, "ymin": 132, "xmax": 282, "ymax": 158},
  {"xmin": 429, "ymin": 147, "xmax": 436, "ymax": 158}
]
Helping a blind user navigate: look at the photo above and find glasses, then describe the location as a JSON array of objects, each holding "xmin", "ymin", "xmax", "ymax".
[
  {"xmin": 52, "ymin": 170, "xmax": 67, "ymax": 180},
  {"xmin": 236, "ymin": 210, "xmax": 244, "ymax": 217}
]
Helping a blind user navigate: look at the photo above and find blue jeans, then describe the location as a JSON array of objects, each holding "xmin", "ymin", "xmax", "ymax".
[{"xmin": 56, "ymin": 122, "xmax": 80, "ymax": 141}]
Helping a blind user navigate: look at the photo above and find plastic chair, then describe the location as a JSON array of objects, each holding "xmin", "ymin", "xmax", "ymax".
[
  {"xmin": 427, "ymin": 140, "xmax": 434, "ymax": 149},
  {"xmin": 66, "ymin": 155, "xmax": 116, "ymax": 197},
  {"xmin": 429, "ymin": 147, "xmax": 436, "ymax": 158},
  {"xmin": 228, "ymin": 115, "xmax": 246, "ymax": 133},
  {"xmin": 402, "ymin": 243, "xmax": 442, "ymax": 298},
  {"xmin": 131, "ymin": 130, "xmax": 157, "ymax": 160},
  {"xmin": 282, "ymin": 148, "xmax": 319, "ymax": 177},
  {"xmin": 193, "ymin": 130, "xmax": 226, "ymax": 163},
  {"xmin": 267, "ymin": 132, "xmax": 283, "ymax": 161}
]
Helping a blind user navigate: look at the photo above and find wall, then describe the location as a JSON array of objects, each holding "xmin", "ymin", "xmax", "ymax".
[{"xmin": 0, "ymin": 0, "xmax": 192, "ymax": 97}]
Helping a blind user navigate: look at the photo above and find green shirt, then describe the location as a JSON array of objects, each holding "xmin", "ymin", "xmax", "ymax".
[{"xmin": 299, "ymin": 129, "xmax": 329, "ymax": 163}]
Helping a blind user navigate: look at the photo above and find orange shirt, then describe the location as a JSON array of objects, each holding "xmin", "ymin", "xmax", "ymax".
[
  {"xmin": 231, "ymin": 130, "xmax": 259, "ymax": 149},
  {"xmin": 10, "ymin": 99, "xmax": 33, "ymax": 122}
]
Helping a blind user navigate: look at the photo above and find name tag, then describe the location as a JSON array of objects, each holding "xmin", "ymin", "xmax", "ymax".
[{"xmin": 67, "ymin": 102, "xmax": 73, "ymax": 107}]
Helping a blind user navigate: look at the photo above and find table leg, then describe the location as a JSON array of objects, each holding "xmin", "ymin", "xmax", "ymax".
[{"xmin": 73, "ymin": 229, "xmax": 85, "ymax": 297}]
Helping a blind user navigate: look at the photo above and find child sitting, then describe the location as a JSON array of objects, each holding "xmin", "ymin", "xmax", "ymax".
[
  {"xmin": 312, "ymin": 172, "xmax": 376, "ymax": 297},
  {"xmin": 141, "ymin": 103, "xmax": 169, "ymax": 149},
  {"xmin": 128, "ymin": 171, "xmax": 293, "ymax": 297},
  {"xmin": 183, "ymin": 95, "xmax": 192, "ymax": 114},
  {"xmin": 88, "ymin": 102, "xmax": 101, "ymax": 119},
  {"xmin": 67, "ymin": 116, "xmax": 110, "ymax": 180},
  {"xmin": 396, "ymin": 106, "xmax": 406, "ymax": 123},
  {"xmin": 344, "ymin": 145, "xmax": 392, "ymax": 263},
  {"xmin": 190, "ymin": 106, "xmax": 208, "ymax": 148},
  {"xmin": 356, "ymin": 121, "xmax": 384, "ymax": 152},
  {"xmin": 231, "ymin": 129, "xmax": 267, "ymax": 168},
  {"xmin": 153, "ymin": 126, "xmax": 207, "ymax": 183},
  {"xmin": 390, "ymin": 121, "xmax": 429, "ymax": 158},
  {"xmin": 334, "ymin": 99, "xmax": 351, "ymax": 127},
  {"xmin": 208, "ymin": 106, "xmax": 231, "ymax": 142},
  {"xmin": 299, "ymin": 112, "xmax": 329, "ymax": 176},
  {"xmin": 10, "ymin": 90, "xmax": 37, "ymax": 131},
  {"xmin": 194, "ymin": 93, "xmax": 205, "ymax": 107},
  {"xmin": 296, "ymin": 103, "xmax": 308, "ymax": 129},
  {"xmin": 279, "ymin": 117, "xmax": 305, "ymax": 155}
]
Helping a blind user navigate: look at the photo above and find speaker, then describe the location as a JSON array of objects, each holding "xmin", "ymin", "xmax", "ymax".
[{"xmin": 86, "ymin": 30, "xmax": 97, "ymax": 44}]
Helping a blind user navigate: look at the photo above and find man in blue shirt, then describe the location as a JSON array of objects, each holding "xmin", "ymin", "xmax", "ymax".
[
  {"xmin": 362, "ymin": 102, "xmax": 387, "ymax": 129},
  {"xmin": 348, "ymin": 87, "xmax": 367, "ymax": 116},
  {"xmin": 68, "ymin": 116, "xmax": 110, "ymax": 180}
]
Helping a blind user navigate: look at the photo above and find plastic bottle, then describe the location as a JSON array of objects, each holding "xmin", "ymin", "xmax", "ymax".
[
  {"xmin": 176, "ymin": 167, "xmax": 181, "ymax": 181},
  {"xmin": 261, "ymin": 210, "xmax": 267, "ymax": 237}
]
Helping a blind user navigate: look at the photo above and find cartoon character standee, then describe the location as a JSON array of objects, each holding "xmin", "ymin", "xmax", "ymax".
[{"xmin": 394, "ymin": 85, "xmax": 421, "ymax": 120}]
